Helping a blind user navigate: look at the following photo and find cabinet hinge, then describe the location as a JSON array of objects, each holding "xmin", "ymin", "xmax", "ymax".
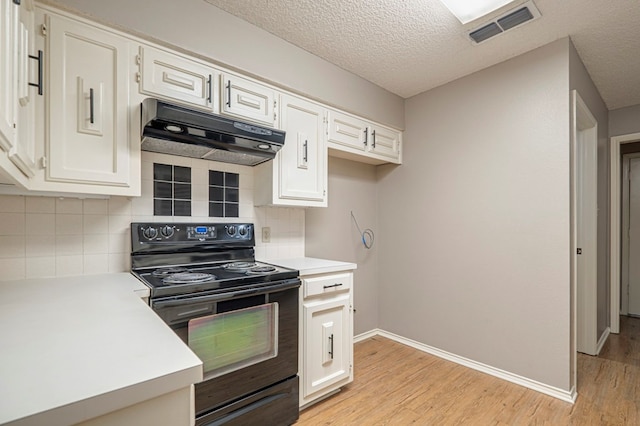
[
  {"xmin": 40, "ymin": 156, "xmax": 47, "ymax": 169},
  {"xmin": 40, "ymin": 24, "xmax": 47, "ymax": 36},
  {"xmin": 135, "ymin": 72, "xmax": 141, "ymax": 83},
  {"xmin": 135, "ymin": 54, "xmax": 141, "ymax": 65}
]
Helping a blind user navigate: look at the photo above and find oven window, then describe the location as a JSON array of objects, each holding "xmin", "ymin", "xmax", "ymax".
[{"xmin": 188, "ymin": 302, "xmax": 278, "ymax": 380}]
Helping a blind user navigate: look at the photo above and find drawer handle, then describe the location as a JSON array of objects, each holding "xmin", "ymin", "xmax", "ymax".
[
  {"xmin": 207, "ymin": 74, "xmax": 212, "ymax": 103},
  {"xmin": 28, "ymin": 50, "xmax": 43, "ymax": 95},
  {"xmin": 89, "ymin": 88, "xmax": 95, "ymax": 124},
  {"xmin": 323, "ymin": 283, "xmax": 343, "ymax": 289},
  {"xmin": 364, "ymin": 127, "xmax": 368, "ymax": 146},
  {"xmin": 226, "ymin": 80, "xmax": 231, "ymax": 107},
  {"xmin": 328, "ymin": 333, "xmax": 334, "ymax": 360},
  {"xmin": 372, "ymin": 129, "xmax": 376, "ymax": 148},
  {"xmin": 303, "ymin": 140, "xmax": 308, "ymax": 163}
]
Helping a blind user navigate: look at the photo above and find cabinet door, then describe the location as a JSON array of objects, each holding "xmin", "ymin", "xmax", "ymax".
[
  {"xmin": 46, "ymin": 13, "xmax": 131, "ymax": 185},
  {"xmin": 0, "ymin": 0, "xmax": 18, "ymax": 151},
  {"xmin": 368, "ymin": 124, "xmax": 401, "ymax": 161},
  {"xmin": 303, "ymin": 294, "xmax": 351, "ymax": 398},
  {"xmin": 221, "ymin": 73, "xmax": 277, "ymax": 127},
  {"xmin": 278, "ymin": 94, "xmax": 326, "ymax": 204},
  {"xmin": 138, "ymin": 45, "xmax": 217, "ymax": 112},
  {"xmin": 9, "ymin": 0, "xmax": 36, "ymax": 177},
  {"xmin": 327, "ymin": 110, "xmax": 367, "ymax": 152}
]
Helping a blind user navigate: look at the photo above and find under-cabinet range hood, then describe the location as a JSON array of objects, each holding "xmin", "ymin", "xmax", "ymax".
[{"xmin": 141, "ymin": 98, "xmax": 286, "ymax": 166}]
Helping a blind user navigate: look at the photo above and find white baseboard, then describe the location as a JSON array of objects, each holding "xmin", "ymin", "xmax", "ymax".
[
  {"xmin": 354, "ymin": 328, "xmax": 576, "ymax": 404},
  {"xmin": 596, "ymin": 327, "xmax": 611, "ymax": 355}
]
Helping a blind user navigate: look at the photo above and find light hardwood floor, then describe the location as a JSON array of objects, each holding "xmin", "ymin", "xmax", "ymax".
[{"xmin": 297, "ymin": 316, "xmax": 640, "ymax": 425}]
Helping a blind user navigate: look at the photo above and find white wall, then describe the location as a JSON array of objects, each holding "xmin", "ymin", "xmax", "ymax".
[
  {"xmin": 0, "ymin": 152, "xmax": 304, "ymax": 281},
  {"xmin": 305, "ymin": 157, "xmax": 380, "ymax": 335},
  {"xmin": 43, "ymin": 0, "xmax": 404, "ymax": 129},
  {"xmin": 610, "ymin": 104, "xmax": 640, "ymax": 137},
  {"xmin": 377, "ymin": 39, "xmax": 572, "ymax": 391}
]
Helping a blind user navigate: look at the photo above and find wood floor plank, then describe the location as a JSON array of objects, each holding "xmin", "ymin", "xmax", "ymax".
[{"xmin": 297, "ymin": 316, "xmax": 640, "ymax": 425}]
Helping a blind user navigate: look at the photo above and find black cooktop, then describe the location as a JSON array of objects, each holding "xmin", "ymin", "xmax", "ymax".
[{"xmin": 134, "ymin": 260, "xmax": 299, "ymax": 299}]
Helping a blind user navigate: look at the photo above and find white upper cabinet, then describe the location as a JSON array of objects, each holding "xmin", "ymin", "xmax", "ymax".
[
  {"xmin": 0, "ymin": 0, "xmax": 38, "ymax": 182},
  {"xmin": 327, "ymin": 109, "xmax": 402, "ymax": 165},
  {"xmin": 327, "ymin": 110, "xmax": 368, "ymax": 153},
  {"xmin": 9, "ymin": 0, "xmax": 37, "ymax": 177},
  {"xmin": 254, "ymin": 94, "xmax": 327, "ymax": 207},
  {"xmin": 42, "ymin": 11, "xmax": 138, "ymax": 193},
  {"xmin": 368, "ymin": 123, "xmax": 401, "ymax": 161},
  {"xmin": 0, "ymin": 0, "xmax": 18, "ymax": 152},
  {"xmin": 221, "ymin": 73, "xmax": 278, "ymax": 127},
  {"xmin": 137, "ymin": 45, "xmax": 218, "ymax": 112}
]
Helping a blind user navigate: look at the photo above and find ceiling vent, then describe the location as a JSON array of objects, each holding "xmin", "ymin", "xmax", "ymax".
[{"xmin": 468, "ymin": 0, "xmax": 541, "ymax": 44}]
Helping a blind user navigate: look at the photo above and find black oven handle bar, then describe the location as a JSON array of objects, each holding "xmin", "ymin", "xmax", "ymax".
[{"xmin": 152, "ymin": 279, "xmax": 300, "ymax": 309}]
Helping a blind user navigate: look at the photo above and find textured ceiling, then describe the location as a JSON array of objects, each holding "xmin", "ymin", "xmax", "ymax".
[{"xmin": 203, "ymin": 0, "xmax": 640, "ymax": 110}]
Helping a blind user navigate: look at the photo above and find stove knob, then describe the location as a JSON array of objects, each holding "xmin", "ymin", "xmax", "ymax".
[
  {"xmin": 143, "ymin": 227, "xmax": 158, "ymax": 240},
  {"xmin": 227, "ymin": 225, "xmax": 236, "ymax": 236},
  {"xmin": 160, "ymin": 225, "xmax": 174, "ymax": 238},
  {"xmin": 238, "ymin": 226, "xmax": 247, "ymax": 236}
]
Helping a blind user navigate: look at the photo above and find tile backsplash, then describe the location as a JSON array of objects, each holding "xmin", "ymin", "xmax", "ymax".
[{"xmin": 0, "ymin": 152, "xmax": 305, "ymax": 282}]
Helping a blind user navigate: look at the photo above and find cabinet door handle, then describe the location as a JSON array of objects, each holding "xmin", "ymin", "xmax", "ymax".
[
  {"xmin": 323, "ymin": 283, "xmax": 343, "ymax": 289},
  {"xmin": 328, "ymin": 334, "xmax": 334, "ymax": 360},
  {"xmin": 372, "ymin": 129, "xmax": 376, "ymax": 148},
  {"xmin": 207, "ymin": 74, "xmax": 212, "ymax": 103},
  {"xmin": 303, "ymin": 140, "xmax": 308, "ymax": 163},
  {"xmin": 364, "ymin": 127, "xmax": 368, "ymax": 146},
  {"xmin": 89, "ymin": 88, "xmax": 95, "ymax": 124},
  {"xmin": 28, "ymin": 50, "xmax": 43, "ymax": 96},
  {"xmin": 226, "ymin": 80, "xmax": 231, "ymax": 107}
]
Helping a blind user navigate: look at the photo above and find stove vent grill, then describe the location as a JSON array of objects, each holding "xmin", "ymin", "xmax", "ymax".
[{"xmin": 468, "ymin": 0, "xmax": 541, "ymax": 44}]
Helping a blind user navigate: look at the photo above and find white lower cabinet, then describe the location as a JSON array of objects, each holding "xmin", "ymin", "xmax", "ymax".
[{"xmin": 300, "ymin": 271, "xmax": 353, "ymax": 408}]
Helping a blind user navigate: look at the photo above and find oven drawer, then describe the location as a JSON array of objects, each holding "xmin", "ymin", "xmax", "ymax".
[{"xmin": 304, "ymin": 272, "xmax": 352, "ymax": 298}]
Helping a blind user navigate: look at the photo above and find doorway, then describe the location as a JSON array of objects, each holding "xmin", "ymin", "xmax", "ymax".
[
  {"xmin": 611, "ymin": 134, "xmax": 640, "ymax": 333},
  {"xmin": 621, "ymin": 154, "xmax": 640, "ymax": 317},
  {"xmin": 571, "ymin": 90, "xmax": 598, "ymax": 363}
]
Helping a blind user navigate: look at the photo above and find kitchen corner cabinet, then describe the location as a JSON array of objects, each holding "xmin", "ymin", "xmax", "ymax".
[
  {"xmin": 137, "ymin": 45, "xmax": 218, "ymax": 112},
  {"xmin": 327, "ymin": 109, "xmax": 402, "ymax": 165},
  {"xmin": 221, "ymin": 73, "xmax": 278, "ymax": 127},
  {"xmin": 254, "ymin": 94, "xmax": 327, "ymax": 207},
  {"xmin": 0, "ymin": 0, "xmax": 37, "ymax": 180},
  {"xmin": 300, "ymin": 271, "xmax": 353, "ymax": 408},
  {"xmin": 32, "ymin": 11, "xmax": 140, "ymax": 195}
]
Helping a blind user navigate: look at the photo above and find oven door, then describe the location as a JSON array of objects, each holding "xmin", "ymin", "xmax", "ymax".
[{"xmin": 152, "ymin": 279, "xmax": 300, "ymax": 419}]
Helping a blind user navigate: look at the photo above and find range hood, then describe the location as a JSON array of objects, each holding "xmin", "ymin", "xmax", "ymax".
[{"xmin": 141, "ymin": 98, "xmax": 286, "ymax": 166}]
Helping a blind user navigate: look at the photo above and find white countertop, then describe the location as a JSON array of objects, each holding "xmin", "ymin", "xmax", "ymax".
[
  {"xmin": 0, "ymin": 273, "xmax": 202, "ymax": 426},
  {"xmin": 268, "ymin": 257, "xmax": 357, "ymax": 276}
]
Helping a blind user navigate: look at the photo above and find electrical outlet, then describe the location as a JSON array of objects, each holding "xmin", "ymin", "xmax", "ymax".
[{"xmin": 262, "ymin": 227, "xmax": 271, "ymax": 243}]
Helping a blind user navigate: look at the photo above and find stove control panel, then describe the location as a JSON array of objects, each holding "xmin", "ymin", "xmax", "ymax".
[{"xmin": 131, "ymin": 223, "xmax": 255, "ymax": 251}]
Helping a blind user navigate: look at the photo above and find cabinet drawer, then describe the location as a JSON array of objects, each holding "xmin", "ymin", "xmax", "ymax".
[
  {"xmin": 304, "ymin": 272, "xmax": 352, "ymax": 298},
  {"xmin": 221, "ymin": 73, "xmax": 277, "ymax": 127},
  {"xmin": 138, "ymin": 45, "xmax": 217, "ymax": 111}
]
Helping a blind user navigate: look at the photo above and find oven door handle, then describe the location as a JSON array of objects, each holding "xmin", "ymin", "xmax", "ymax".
[{"xmin": 152, "ymin": 279, "xmax": 301, "ymax": 309}]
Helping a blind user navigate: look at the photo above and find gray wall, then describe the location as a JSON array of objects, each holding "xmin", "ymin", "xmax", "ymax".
[
  {"xmin": 377, "ymin": 39, "xmax": 572, "ymax": 391},
  {"xmin": 45, "ymin": 0, "xmax": 404, "ymax": 129},
  {"xmin": 610, "ymin": 105, "xmax": 640, "ymax": 137},
  {"xmin": 568, "ymin": 41, "xmax": 610, "ymax": 347},
  {"xmin": 305, "ymin": 157, "xmax": 380, "ymax": 335}
]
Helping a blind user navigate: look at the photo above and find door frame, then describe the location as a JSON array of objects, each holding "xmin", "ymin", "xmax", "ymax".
[
  {"xmin": 571, "ymin": 90, "xmax": 599, "ymax": 368},
  {"xmin": 621, "ymin": 153, "xmax": 640, "ymax": 315},
  {"xmin": 610, "ymin": 132, "xmax": 640, "ymax": 333}
]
